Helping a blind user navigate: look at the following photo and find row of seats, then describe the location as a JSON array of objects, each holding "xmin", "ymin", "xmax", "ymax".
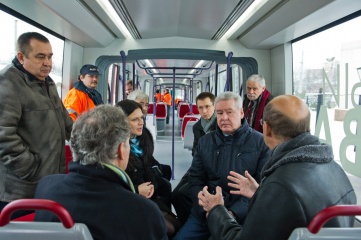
[{"xmin": 2, "ymin": 199, "xmax": 361, "ymax": 239}]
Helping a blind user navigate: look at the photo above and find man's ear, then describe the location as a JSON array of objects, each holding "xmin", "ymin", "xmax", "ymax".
[
  {"xmin": 17, "ymin": 52, "xmax": 25, "ymax": 64},
  {"xmin": 263, "ymin": 121, "xmax": 272, "ymax": 138}
]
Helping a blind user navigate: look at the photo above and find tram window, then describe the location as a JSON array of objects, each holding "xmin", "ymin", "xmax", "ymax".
[
  {"xmin": 218, "ymin": 70, "xmax": 227, "ymax": 95},
  {"xmin": 0, "ymin": 10, "xmax": 64, "ymax": 97},
  {"xmin": 292, "ymin": 15, "xmax": 361, "ymax": 204},
  {"xmin": 231, "ymin": 64, "xmax": 242, "ymax": 95}
]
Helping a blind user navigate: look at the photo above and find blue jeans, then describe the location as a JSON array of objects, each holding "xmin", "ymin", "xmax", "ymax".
[{"xmin": 173, "ymin": 213, "xmax": 210, "ymax": 240}]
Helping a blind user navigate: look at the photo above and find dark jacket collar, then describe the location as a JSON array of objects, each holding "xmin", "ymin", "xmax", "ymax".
[{"xmin": 261, "ymin": 132, "xmax": 333, "ymax": 178}]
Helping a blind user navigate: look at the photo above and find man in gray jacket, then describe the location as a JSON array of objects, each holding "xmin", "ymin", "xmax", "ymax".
[
  {"xmin": 0, "ymin": 32, "xmax": 73, "ymax": 218},
  {"xmin": 198, "ymin": 95, "xmax": 356, "ymax": 240}
]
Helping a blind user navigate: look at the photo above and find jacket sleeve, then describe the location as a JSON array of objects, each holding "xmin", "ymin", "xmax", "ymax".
[
  {"xmin": 207, "ymin": 205, "xmax": 243, "ymax": 240},
  {"xmin": 0, "ymin": 78, "xmax": 40, "ymax": 180},
  {"xmin": 63, "ymin": 89, "xmax": 82, "ymax": 121}
]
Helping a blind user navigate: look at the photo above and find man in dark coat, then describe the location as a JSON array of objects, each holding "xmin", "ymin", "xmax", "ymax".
[
  {"xmin": 198, "ymin": 95, "xmax": 356, "ymax": 240},
  {"xmin": 171, "ymin": 92, "xmax": 217, "ymax": 224},
  {"xmin": 34, "ymin": 105, "xmax": 167, "ymax": 240},
  {"xmin": 174, "ymin": 92, "xmax": 269, "ymax": 240},
  {"xmin": 243, "ymin": 74, "xmax": 273, "ymax": 133}
]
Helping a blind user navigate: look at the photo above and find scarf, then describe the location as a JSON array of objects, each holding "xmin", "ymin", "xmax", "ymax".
[
  {"xmin": 103, "ymin": 163, "xmax": 135, "ymax": 193},
  {"xmin": 74, "ymin": 81, "xmax": 103, "ymax": 105},
  {"xmin": 201, "ymin": 112, "xmax": 216, "ymax": 133},
  {"xmin": 130, "ymin": 137, "xmax": 143, "ymax": 157}
]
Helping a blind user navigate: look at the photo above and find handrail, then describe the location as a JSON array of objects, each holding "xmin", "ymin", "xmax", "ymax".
[
  {"xmin": 308, "ymin": 205, "xmax": 361, "ymax": 233},
  {"xmin": 0, "ymin": 199, "xmax": 74, "ymax": 228}
]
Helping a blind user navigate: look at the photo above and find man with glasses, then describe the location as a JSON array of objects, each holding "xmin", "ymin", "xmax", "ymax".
[
  {"xmin": 198, "ymin": 95, "xmax": 356, "ymax": 240},
  {"xmin": 171, "ymin": 92, "xmax": 217, "ymax": 225},
  {"xmin": 243, "ymin": 74, "xmax": 272, "ymax": 133},
  {"xmin": 63, "ymin": 64, "xmax": 103, "ymax": 121}
]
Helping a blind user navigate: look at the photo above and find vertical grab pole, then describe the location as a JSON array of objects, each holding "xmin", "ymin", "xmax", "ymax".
[
  {"xmin": 225, "ymin": 51, "xmax": 233, "ymax": 92},
  {"xmin": 120, "ymin": 51, "xmax": 127, "ymax": 100},
  {"xmin": 172, "ymin": 67, "xmax": 176, "ymax": 180}
]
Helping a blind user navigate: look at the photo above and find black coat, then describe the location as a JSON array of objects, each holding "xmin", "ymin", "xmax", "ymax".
[
  {"xmin": 207, "ymin": 133, "xmax": 356, "ymax": 240},
  {"xmin": 34, "ymin": 162, "xmax": 167, "ymax": 240},
  {"xmin": 189, "ymin": 120, "xmax": 269, "ymax": 224}
]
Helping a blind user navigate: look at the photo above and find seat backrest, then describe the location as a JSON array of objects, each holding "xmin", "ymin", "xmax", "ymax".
[
  {"xmin": 156, "ymin": 102, "xmax": 166, "ymax": 118},
  {"xmin": 182, "ymin": 115, "xmax": 198, "ymax": 139},
  {"xmin": 0, "ymin": 199, "xmax": 93, "ymax": 240},
  {"xmin": 183, "ymin": 120, "xmax": 198, "ymax": 149},
  {"xmin": 148, "ymin": 102, "xmax": 154, "ymax": 114},
  {"xmin": 191, "ymin": 104, "xmax": 199, "ymax": 114},
  {"xmin": 289, "ymin": 205, "xmax": 361, "ymax": 240},
  {"xmin": 178, "ymin": 103, "xmax": 190, "ymax": 119}
]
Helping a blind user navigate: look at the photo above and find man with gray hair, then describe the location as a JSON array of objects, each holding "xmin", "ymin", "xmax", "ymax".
[
  {"xmin": 174, "ymin": 92, "xmax": 269, "ymax": 240},
  {"xmin": 243, "ymin": 74, "xmax": 272, "ymax": 133},
  {"xmin": 127, "ymin": 90, "xmax": 150, "ymax": 116},
  {"xmin": 34, "ymin": 105, "xmax": 167, "ymax": 240}
]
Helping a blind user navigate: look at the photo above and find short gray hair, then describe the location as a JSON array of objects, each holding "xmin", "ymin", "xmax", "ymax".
[
  {"xmin": 247, "ymin": 74, "xmax": 266, "ymax": 87},
  {"xmin": 70, "ymin": 105, "xmax": 130, "ymax": 165},
  {"xmin": 127, "ymin": 90, "xmax": 149, "ymax": 102},
  {"xmin": 215, "ymin": 91, "xmax": 243, "ymax": 110}
]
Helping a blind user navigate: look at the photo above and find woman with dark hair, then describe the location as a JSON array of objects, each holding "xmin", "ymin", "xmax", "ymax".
[{"xmin": 115, "ymin": 99, "xmax": 181, "ymax": 238}]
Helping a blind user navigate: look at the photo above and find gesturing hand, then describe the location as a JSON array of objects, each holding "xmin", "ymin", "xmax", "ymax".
[{"xmin": 228, "ymin": 170, "xmax": 259, "ymax": 198}]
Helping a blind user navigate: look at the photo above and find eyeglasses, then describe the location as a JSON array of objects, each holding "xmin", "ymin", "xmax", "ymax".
[{"xmin": 260, "ymin": 119, "xmax": 263, "ymax": 126}]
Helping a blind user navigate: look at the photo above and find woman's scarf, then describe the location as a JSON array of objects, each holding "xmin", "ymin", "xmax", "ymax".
[
  {"xmin": 103, "ymin": 163, "xmax": 135, "ymax": 193},
  {"xmin": 130, "ymin": 136, "xmax": 143, "ymax": 157}
]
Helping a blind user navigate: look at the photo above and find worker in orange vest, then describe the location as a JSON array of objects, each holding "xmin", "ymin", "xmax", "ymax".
[
  {"xmin": 63, "ymin": 64, "xmax": 103, "ymax": 121},
  {"xmin": 163, "ymin": 88, "xmax": 172, "ymax": 124}
]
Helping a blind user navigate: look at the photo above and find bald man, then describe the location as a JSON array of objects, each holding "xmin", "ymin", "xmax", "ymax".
[{"xmin": 198, "ymin": 95, "xmax": 356, "ymax": 240}]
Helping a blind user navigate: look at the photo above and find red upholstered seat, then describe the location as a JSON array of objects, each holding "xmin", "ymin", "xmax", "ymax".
[
  {"xmin": 178, "ymin": 103, "xmax": 190, "ymax": 119},
  {"xmin": 191, "ymin": 104, "xmax": 199, "ymax": 114},
  {"xmin": 148, "ymin": 102, "xmax": 154, "ymax": 114},
  {"xmin": 156, "ymin": 103, "xmax": 167, "ymax": 119}
]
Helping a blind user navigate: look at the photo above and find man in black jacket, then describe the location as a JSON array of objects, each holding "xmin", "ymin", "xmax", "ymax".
[
  {"xmin": 171, "ymin": 92, "xmax": 217, "ymax": 224},
  {"xmin": 198, "ymin": 95, "xmax": 356, "ymax": 240}
]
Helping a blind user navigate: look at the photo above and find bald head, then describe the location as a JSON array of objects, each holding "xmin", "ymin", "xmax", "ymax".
[{"xmin": 263, "ymin": 95, "xmax": 310, "ymax": 139}]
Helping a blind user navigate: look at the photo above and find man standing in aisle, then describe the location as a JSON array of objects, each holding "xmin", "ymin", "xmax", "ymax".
[
  {"xmin": 0, "ymin": 32, "xmax": 73, "ymax": 218},
  {"xmin": 243, "ymin": 74, "xmax": 272, "ymax": 133},
  {"xmin": 63, "ymin": 64, "xmax": 103, "ymax": 121},
  {"xmin": 163, "ymin": 88, "xmax": 172, "ymax": 124}
]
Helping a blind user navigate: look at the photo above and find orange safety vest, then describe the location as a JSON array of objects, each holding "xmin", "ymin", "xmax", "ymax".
[
  {"xmin": 155, "ymin": 93, "xmax": 161, "ymax": 103},
  {"xmin": 163, "ymin": 93, "xmax": 172, "ymax": 106},
  {"xmin": 63, "ymin": 88, "xmax": 96, "ymax": 121}
]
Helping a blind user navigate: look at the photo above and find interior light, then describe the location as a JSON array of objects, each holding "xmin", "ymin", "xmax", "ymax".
[
  {"xmin": 95, "ymin": 0, "xmax": 132, "ymax": 38},
  {"xmin": 222, "ymin": 0, "xmax": 269, "ymax": 39}
]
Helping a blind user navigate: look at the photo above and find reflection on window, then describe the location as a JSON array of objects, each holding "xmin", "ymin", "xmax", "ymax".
[
  {"xmin": 292, "ymin": 15, "xmax": 361, "ymax": 204},
  {"xmin": 0, "ymin": 10, "xmax": 64, "ymax": 96}
]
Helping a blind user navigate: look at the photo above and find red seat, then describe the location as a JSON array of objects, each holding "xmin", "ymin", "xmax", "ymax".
[
  {"xmin": 65, "ymin": 145, "xmax": 72, "ymax": 174},
  {"xmin": 156, "ymin": 102, "xmax": 167, "ymax": 119},
  {"xmin": 178, "ymin": 103, "xmax": 190, "ymax": 119},
  {"xmin": 191, "ymin": 104, "xmax": 199, "ymax": 114},
  {"xmin": 181, "ymin": 113, "xmax": 199, "ymax": 139},
  {"xmin": 148, "ymin": 102, "xmax": 154, "ymax": 114},
  {"xmin": 12, "ymin": 213, "xmax": 35, "ymax": 222}
]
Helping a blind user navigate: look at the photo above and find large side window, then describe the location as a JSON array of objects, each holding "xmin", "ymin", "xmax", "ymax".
[
  {"xmin": 0, "ymin": 9, "xmax": 64, "ymax": 96},
  {"xmin": 292, "ymin": 15, "xmax": 361, "ymax": 203}
]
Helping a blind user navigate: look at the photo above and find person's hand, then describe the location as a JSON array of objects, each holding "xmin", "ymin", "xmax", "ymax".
[
  {"xmin": 228, "ymin": 170, "xmax": 259, "ymax": 198},
  {"xmin": 138, "ymin": 182, "xmax": 154, "ymax": 198},
  {"xmin": 198, "ymin": 186, "xmax": 224, "ymax": 216}
]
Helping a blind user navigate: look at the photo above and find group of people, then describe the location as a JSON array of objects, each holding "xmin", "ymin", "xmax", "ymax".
[{"xmin": 0, "ymin": 31, "xmax": 357, "ymax": 240}]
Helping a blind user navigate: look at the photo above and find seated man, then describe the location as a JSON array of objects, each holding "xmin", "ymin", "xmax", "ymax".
[
  {"xmin": 174, "ymin": 92, "xmax": 269, "ymax": 240},
  {"xmin": 34, "ymin": 105, "xmax": 167, "ymax": 240},
  {"xmin": 198, "ymin": 95, "xmax": 356, "ymax": 240}
]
